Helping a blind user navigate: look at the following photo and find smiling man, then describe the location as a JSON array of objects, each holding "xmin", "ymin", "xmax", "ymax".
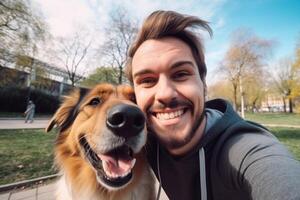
[
  {"xmin": 125, "ymin": 10, "xmax": 300, "ymax": 200},
  {"xmin": 132, "ymin": 37, "xmax": 206, "ymax": 156}
]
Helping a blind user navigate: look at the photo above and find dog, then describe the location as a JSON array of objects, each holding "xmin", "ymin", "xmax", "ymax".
[{"xmin": 46, "ymin": 83, "xmax": 155, "ymax": 200}]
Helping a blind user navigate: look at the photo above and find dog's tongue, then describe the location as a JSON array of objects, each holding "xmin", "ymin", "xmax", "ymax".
[{"xmin": 98, "ymin": 150, "xmax": 135, "ymax": 178}]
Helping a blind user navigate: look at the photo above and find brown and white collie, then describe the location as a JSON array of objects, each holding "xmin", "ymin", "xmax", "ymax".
[{"xmin": 46, "ymin": 83, "xmax": 155, "ymax": 200}]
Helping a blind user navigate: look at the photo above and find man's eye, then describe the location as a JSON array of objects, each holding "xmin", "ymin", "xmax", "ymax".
[
  {"xmin": 138, "ymin": 77, "xmax": 157, "ymax": 87},
  {"xmin": 172, "ymin": 71, "xmax": 190, "ymax": 80}
]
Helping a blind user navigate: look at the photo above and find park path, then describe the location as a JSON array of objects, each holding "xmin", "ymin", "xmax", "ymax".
[
  {"xmin": 0, "ymin": 118, "xmax": 50, "ymax": 130},
  {"xmin": 262, "ymin": 123, "xmax": 300, "ymax": 128}
]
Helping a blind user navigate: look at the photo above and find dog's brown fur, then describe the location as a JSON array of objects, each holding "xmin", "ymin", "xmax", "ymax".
[{"xmin": 46, "ymin": 83, "xmax": 155, "ymax": 200}]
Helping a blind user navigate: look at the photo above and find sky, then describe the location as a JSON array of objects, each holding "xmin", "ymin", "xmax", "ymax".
[{"xmin": 32, "ymin": 0, "xmax": 300, "ymax": 83}]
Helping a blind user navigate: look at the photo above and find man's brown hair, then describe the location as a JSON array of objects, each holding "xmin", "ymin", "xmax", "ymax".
[{"xmin": 125, "ymin": 10, "xmax": 213, "ymax": 84}]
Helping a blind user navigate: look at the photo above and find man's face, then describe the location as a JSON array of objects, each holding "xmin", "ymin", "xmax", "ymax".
[{"xmin": 132, "ymin": 37, "xmax": 206, "ymax": 153}]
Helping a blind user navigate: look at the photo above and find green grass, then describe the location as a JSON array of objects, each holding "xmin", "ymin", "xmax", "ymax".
[
  {"xmin": 270, "ymin": 127, "xmax": 300, "ymax": 161},
  {"xmin": 245, "ymin": 112, "xmax": 300, "ymax": 126},
  {"xmin": 0, "ymin": 126, "xmax": 299, "ymax": 185},
  {"xmin": 0, "ymin": 129, "xmax": 57, "ymax": 185}
]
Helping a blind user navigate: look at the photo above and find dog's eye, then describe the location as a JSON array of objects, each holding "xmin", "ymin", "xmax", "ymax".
[{"xmin": 88, "ymin": 98, "xmax": 101, "ymax": 106}]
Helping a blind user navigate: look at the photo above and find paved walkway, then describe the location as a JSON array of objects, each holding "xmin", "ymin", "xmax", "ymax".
[
  {"xmin": 0, "ymin": 183, "xmax": 55, "ymax": 200},
  {"xmin": 0, "ymin": 119, "xmax": 50, "ymax": 130}
]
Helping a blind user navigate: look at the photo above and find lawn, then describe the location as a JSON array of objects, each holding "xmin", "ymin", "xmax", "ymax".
[
  {"xmin": 245, "ymin": 112, "xmax": 300, "ymax": 126},
  {"xmin": 271, "ymin": 127, "xmax": 300, "ymax": 161},
  {"xmin": 0, "ymin": 126, "xmax": 299, "ymax": 185},
  {"xmin": 0, "ymin": 129, "xmax": 57, "ymax": 185}
]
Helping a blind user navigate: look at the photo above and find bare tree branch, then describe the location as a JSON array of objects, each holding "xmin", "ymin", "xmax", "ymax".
[{"xmin": 99, "ymin": 7, "xmax": 138, "ymax": 84}]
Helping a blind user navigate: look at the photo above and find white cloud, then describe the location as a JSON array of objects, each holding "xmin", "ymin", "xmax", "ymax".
[
  {"xmin": 214, "ymin": 17, "xmax": 225, "ymax": 29},
  {"xmin": 33, "ymin": 0, "xmax": 227, "ymax": 39},
  {"xmin": 33, "ymin": 0, "xmax": 96, "ymax": 37},
  {"xmin": 31, "ymin": 0, "xmax": 229, "ymax": 75}
]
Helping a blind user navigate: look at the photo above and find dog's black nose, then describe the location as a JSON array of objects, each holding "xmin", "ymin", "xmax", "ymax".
[{"xmin": 106, "ymin": 104, "xmax": 145, "ymax": 138}]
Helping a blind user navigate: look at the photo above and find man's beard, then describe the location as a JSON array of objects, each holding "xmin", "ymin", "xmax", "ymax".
[
  {"xmin": 161, "ymin": 110, "xmax": 205, "ymax": 150},
  {"xmin": 147, "ymin": 98, "xmax": 206, "ymax": 150}
]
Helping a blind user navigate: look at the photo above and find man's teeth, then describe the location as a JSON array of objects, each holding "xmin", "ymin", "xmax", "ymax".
[{"xmin": 156, "ymin": 109, "xmax": 184, "ymax": 120}]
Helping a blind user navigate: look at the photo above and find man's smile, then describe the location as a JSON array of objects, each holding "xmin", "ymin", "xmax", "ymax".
[
  {"xmin": 156, "ymin": 109, "xmax": 185, "ymax": 120},
  {"xmin": 149, "ymin": 107, "xmax": 190, "ymax": 126}
]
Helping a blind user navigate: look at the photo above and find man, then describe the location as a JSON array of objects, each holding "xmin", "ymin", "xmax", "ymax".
[
  {"xmin": 24, "ymin": 100, "xmax": 35, "ymax": 123},
  {"xmin": 125, "ymin": 10, "xmax": 300, "ymax": 200}
]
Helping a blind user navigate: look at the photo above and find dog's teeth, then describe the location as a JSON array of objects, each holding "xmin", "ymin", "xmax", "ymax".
[
  {"xmin": 120, "ymin": 170, "xmax": 130, "ymax": 178},
  {"xmin": 131, "ymin": 158, "xmax": 136, "ymax": 168}
]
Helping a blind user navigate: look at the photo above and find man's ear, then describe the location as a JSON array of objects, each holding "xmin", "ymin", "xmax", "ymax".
[{"xmin": 45, "ymin": 88, "xmax": 89, "ymax": 133}]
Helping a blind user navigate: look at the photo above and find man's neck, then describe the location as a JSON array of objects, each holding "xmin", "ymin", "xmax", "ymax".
[{"xmin": 167, "ymin": 116, "xmax": 207, "ymax": 156}]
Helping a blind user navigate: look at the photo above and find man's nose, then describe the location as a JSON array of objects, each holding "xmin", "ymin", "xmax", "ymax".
[{"xmin": 155, "ymin": 77, "xmax": 178, "ymax": 104}]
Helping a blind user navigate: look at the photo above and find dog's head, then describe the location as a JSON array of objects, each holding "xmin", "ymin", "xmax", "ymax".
[{"xmin": 46, "ymin": 83, "xmax": 147, "ymax": 190}]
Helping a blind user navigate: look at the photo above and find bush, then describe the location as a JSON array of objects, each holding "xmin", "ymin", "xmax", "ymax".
[{"xmin": 0, "ymin": 86, "xmax": 60, "ymax": 114}]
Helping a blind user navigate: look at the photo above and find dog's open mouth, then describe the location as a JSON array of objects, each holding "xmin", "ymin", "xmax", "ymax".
[{"xmin": 79, "ymin": 136, "xmax": 135, "ymax": 188}]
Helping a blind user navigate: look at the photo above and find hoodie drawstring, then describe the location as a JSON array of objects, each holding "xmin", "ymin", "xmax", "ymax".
[
  {"xmin": 199, "ymin": 147, "xmax": 207, "ymax": 200},
  {"xmin": 155, "ymin": 144, "xmax": 207, "ymax": 200},
  {"xmin": 156, "ymin": 142, "xmax": 162, "ymax": 200}
]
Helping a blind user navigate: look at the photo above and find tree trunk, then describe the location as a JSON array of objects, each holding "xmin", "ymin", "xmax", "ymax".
[
  {"xmin": 239, "ymin": 77, "xmax": 245, "ymax": 118},
  {"xmin": 282, "ymin": 97, "xmax": 287, "ymax": 113},
  {"xmin": 118, "ymin": 67, "xmax": 123, "ymax": 84},
  {"xmin": 288, "ymin": 97, "xmax": 293, "ymax": 113},
  {"xmin": 252, "ymin": 97, "xmax": 258, "ymax": 113},
  {"xmin": 233, "ymin": 84, "xmax": 238, "ymax": 111}
]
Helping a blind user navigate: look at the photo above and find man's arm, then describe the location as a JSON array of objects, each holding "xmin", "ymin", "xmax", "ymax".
[{"xmin": 221, "ymin": 132, "xmax": 300, "ymax": 200}]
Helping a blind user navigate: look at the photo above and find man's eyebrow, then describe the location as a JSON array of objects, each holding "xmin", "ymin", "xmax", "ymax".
[
  {"xmin": 133, "ymin": 69, "xmax": 154, "ymax": 79},
  {"xmin": 170, "ymin": 60, "xmax": 195, "ymax": 70}
]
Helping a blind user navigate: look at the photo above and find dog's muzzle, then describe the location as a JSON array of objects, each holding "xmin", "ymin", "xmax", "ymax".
[
  {"xmin": 80, "ymin": 104, "xmax": 146, "ymax": 189},
  {"xmin": 106, "ymin": 104, "xmax": 145, "ymax": 138}
]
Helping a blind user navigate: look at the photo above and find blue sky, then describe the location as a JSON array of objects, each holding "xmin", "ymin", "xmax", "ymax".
[
  {"xmin": 206, "ymin": 0, "xmax": 300, "ymax": 80},
  {"xmin": 33, "ymin": 0, "xmax": 300, "ymax": 80}
]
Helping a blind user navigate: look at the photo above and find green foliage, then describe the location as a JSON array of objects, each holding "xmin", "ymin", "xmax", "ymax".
[
  {"xmin": 80, "ymin": 66, "xmax": 119, "ymax": 87},
  {"xmin": 0, "ymin": 129, "xmax": 57, "ymax": 185},
  {"xmin": 0, "ymin": 86, "xmax": 59, "ymax": 114}
]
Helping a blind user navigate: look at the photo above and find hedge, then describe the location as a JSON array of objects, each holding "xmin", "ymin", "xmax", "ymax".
[{"xmin": 0, "ymin": 86, "xmax": 60, "ymax": 114}]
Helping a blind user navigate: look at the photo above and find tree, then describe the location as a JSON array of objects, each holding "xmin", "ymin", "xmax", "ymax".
[
  {"xmin": 0, "ymin": 0, "xmax": 47, "ymax": 96},
  {"xmin": 291, "ymin": 43, "xmax": 300, "ymax": 98},
  {"xmin": 271, "ymin": 57, "xmax": 298, "ymax": 113},
  {"xmin": 54, "ymin": 31, "xmax": 92, "ymax": 86},
  {"xmin": 207, "ymin": 80, "xmax": 233, "ymax": 101},
  {"xmin": 0, "ymin": 0, "xmax": 45, "ymax": 53},
  {"xmin": 80, "ymin": 66, "xmax": 119, "ymax": 87},
  {"xmin": 100, "ymin": 7, "xmax": 138, "ymax": 84},
  {"xmin": 218, "ymin": 29, "xmax": 273, "ymax": 117},
  {"xmin": 243, "ymin": 72, "xmax": 267, "ymax": 112}
]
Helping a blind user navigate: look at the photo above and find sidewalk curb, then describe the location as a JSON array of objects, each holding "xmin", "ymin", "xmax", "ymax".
[{"xmin": 0, "ymin": 174, "xmax": 59, "ymax": 193}]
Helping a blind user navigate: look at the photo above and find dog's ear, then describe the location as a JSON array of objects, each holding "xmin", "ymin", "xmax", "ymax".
[{"xmin": 46, "ymin": 88, "xmax": 89, "ymax": 133}]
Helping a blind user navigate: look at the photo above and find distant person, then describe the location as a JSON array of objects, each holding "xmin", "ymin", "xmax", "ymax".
[{"xmin": 24, "ymin": 100, "xmax": 35, "ymax": 123}]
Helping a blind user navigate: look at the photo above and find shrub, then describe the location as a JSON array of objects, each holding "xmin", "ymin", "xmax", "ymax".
[{"xmin": 0, "ymin": 86, "xmax": 60, "ymax": 114}]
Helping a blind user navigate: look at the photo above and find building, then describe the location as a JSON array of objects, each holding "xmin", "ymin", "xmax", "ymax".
[{"xmin": 0, "ymin": 51, "xmax": 83, "ymax": 96}]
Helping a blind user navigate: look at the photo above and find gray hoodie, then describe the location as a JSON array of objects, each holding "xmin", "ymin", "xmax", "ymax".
[{"xmin": 146, "ymin": 99, "xmax": 300, "ymax": 200}]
